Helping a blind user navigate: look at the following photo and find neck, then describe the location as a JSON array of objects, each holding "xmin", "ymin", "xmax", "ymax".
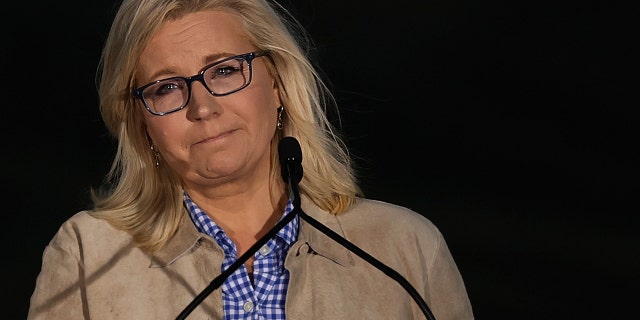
[{"xmin": 185, "ymin": 178, "xmax": 288, "ymax": 256}]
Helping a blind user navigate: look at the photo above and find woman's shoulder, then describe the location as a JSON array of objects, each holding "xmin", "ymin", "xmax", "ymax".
[
  {"xmin": 48, "ymin": 211, "xmax": 131, "ymax": 252},
  {"xmin": 350, "ymin": 197, "xmax": 436, "ymax": 223},
  {"xmin": 340, "ymin": 197, "xmax": 443, "ymax": 240},
  {"xmin": 57, "ymin": 210, "xmax": 118, "ymax": 233}
]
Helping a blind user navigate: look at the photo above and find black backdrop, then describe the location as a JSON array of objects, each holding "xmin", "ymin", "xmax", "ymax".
[{"xmin": 2, "ymin": 1, "xmax": 636, "ymax": 319}]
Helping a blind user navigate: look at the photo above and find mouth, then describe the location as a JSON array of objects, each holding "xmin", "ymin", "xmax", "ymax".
[{"xmin": 194, "ymin": 129, "xmax": 237, "ymax": 145}]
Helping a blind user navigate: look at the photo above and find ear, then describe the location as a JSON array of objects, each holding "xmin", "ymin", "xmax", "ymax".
[
  {"xmin": 145, "ymin": 130, "xmax": 154, "ymax": 147},
  {"xmin": 272, "ymin": 79, "xmax": 282, "ymax": 107}
]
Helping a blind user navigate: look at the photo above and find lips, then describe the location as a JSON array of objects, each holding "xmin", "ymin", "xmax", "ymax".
[{"xmin": 194, "ymin": 129, "xmax": 237, "ymax": 145}]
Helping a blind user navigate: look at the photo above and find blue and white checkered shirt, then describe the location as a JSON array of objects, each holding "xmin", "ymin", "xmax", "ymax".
[{"xmin": 184, "ymin": 192, "xmax": 298, "ymax": 319}]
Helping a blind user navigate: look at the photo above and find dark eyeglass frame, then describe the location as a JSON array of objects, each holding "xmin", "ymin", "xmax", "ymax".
[{"xmin": 133, "ymin": 51, "xmax": 267, "ymax": 116}]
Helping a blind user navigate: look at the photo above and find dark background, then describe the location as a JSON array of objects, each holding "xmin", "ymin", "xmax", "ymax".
[{"xmin": 2, "ymin": 0, "xmax": 636, "ymax": 319}]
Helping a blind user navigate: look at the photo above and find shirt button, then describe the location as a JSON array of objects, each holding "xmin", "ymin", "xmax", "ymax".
[
  {"xmin": 243, "ymin": 300, "xmax": 254, "ymax": 312},
  {"xmin": 259, "ymin": 245, "xmax": 271, "ymax": 256}
]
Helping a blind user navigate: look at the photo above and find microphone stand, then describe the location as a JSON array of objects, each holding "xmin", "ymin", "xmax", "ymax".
[{"xmin": 176, "ymin": 138, "xmax": 436, "ymax": 320}]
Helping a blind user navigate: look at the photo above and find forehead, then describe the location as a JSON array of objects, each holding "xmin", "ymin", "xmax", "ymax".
[{"xmin": 139, "ymin": 10, "xmax": 252, "ymax": 71}]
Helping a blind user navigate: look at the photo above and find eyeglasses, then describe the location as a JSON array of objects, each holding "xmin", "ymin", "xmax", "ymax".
[{"xmin": 133, "ymin": 51, "xmax": 267, "ymax": 116}]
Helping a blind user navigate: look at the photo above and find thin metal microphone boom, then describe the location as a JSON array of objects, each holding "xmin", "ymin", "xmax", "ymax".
[{"xmin": 175, "ymin": 205, "xmax": 298, "ymax": 319}]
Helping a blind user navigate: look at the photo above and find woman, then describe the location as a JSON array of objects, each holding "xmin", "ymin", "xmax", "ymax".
[{"xmin": 28, "ymin": 0, "xmax": 473, "ymax": 319}]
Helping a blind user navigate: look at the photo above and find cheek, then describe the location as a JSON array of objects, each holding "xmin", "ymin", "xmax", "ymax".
[
  {"xmin": 253, "ymin": 91, "xmax": 279, "ymax": 131},
  {"xmin": 144, "ymin": 117, "xmax": 185, "ymax": 151},
  {"xmin": 254, "ymin": 76, "xmax": 281, "ymax": 126},
  {"xmin": 252, "ymin": 62, "xmax": 281, "ymax": 107}
]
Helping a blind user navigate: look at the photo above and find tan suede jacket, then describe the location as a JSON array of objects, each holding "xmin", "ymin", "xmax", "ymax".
[{"xmin": 28, "ymin": 197, "xmax": 474, "ymax": 319}]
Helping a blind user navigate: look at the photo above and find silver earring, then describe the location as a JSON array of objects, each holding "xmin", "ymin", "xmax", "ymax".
[
  {"xmin": 150, "ymin": 145, "xmax": 160, "ymax": 167},
  {"xmin": 277, "ymin": 106, "xmax": 284, "ymax": 130}
]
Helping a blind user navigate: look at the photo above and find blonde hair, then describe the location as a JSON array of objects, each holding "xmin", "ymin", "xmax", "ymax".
[{"xmin": 92, "ymin": 0, "xmax": 362, "ymax": 252}]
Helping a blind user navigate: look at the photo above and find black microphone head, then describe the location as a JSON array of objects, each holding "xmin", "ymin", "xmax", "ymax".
[{"xmin": 278, "ymin": 136, "xmax": 303, "ymax": 184}]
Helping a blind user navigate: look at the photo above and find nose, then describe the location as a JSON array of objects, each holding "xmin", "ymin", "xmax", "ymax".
[{"xmin": 186, "ymin": 80, "xmax": 222, "ymax": 121}]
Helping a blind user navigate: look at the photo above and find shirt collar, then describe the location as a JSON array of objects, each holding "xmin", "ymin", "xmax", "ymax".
[
  {"xmin": 184, "ymin": 193, "xmax": 223, "ymax": 234},
  {"xmin": 183, "ymin": 191, "xmax": 298, "ymax": 249}
]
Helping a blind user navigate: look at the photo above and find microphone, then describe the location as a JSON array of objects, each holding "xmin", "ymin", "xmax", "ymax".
[
  {"xmin": 278, "ymin": 137, "xmax": 436, "ymax": 320},
  {"xmin": 278, "ymin": 136, "xmax": 303, "ymax": 207},
  {"xmin": 278, "ymin": 136, "xmax": 303, "ymax": 184}
]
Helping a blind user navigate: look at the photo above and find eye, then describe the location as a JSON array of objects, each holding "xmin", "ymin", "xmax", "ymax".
[
  {"xmin": 213, "ymin": 64, "xmax": 241, "ymax": 77},
  {"xmin": 150, "ymin": 80, "xmax": 184, "ymax": 96}
]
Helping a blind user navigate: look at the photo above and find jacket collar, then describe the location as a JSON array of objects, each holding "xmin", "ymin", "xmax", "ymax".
[
  {"xmin": 149, "ymin": 195, "xmax": 353, "ymax": 267},
  {"xmin": 149, "ymin": 210, "xmax": 217, "ymax": 267},
  {"xmin": 296, "ymin": 196, "xmax": 354, "ymax": 267}
]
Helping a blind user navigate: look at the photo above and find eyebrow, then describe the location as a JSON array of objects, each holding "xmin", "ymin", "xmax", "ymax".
[
  {"xmin": 203, "ymin": 52, "xmax": 232, "ymax": 65},
  {"xmin": 145, "ymin": 52, "xmax": 234, "ymax": 81}
]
